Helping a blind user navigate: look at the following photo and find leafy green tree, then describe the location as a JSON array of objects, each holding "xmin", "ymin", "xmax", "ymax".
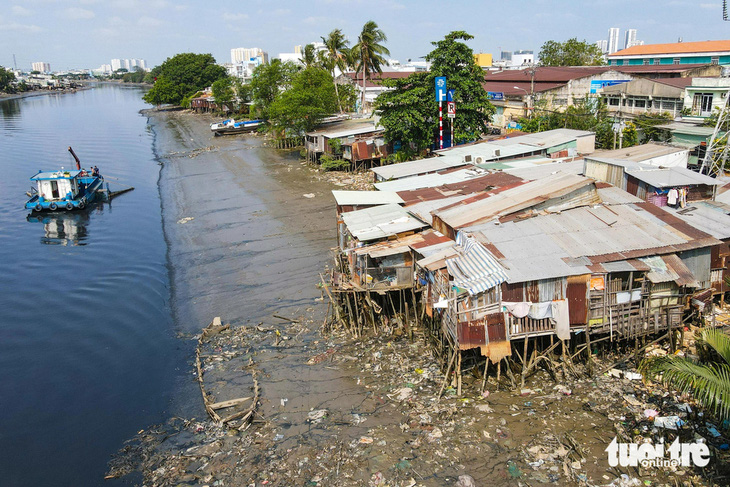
[
  {"xmin": 517, "ymin": 97, "xmax": 632, "ymax": 149},
  {"xmin": 144, "ymin": 66, "xmax": 161, "ymax": 84},
  {"xmin": 142, "ymin": 53, "xmax": 226, "ymax": 106},
  {"xmin": 211, "ymin": 77, "xmax": 235, "ymax": 112},
  {"xmin": 143, "ymin": 75, "xmax": 179, "ymax": 106},
  {"xmin": 375, "ymin": 31, "xmax": 496, "ymax": 152},
  {"xmin": 352, "ymin": 20, "xmax": 390, "ymax": 112},
  {"xmin": 0, "ymin": 66, "xmax": 16, "ymax": 92},
  {"xmin": 641, "ymin": 328, "xmax": 730, "ymax": 422},
  {"xmin": 621, "ymin": 121, "xmax": 638, "ymax": 147},
  {"xmin": 321, "ymin": 28, "xmax": 350, "ymax": 113},
  {"xmin": 634, "ymin": 112, "xmax": 673, "ymax": 141},
  {"xmin": 268, "ymin": 67, "xmax": 337, "ymax": 135},
  {"xmin": 538, "ymin": 38, "xmax": 605, "ymax": 66},
  {"xmin": 249, "ymin": 60, "xmax": 299, "ymax": 119},
  {"xmin": 121, "ymin": 70, "xmax": 145, "ymax": 83},
  {"xmin": 336, "ymin": 83, "xmax": 357, "ymax": 112}
]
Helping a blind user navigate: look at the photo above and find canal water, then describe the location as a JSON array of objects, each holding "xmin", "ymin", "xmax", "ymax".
[{"xmin": 0, "ymin": 85, "xmax": 181, "ymax": 486}]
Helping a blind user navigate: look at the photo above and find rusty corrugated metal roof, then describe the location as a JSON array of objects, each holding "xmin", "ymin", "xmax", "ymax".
[
  {"xmin": 434, "ymin": 173, "xmax": 596, "ymax": 230},
  {"xmin": 468, "ymin": 202, "xmax": 722, "ymax": 284}
]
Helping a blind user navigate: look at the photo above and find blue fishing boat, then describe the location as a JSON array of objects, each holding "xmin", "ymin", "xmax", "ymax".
[
  {"xmin": 210, "ymin": 118, "xmax": 262, "ymax": 136},
  {"xmin": 24, "ymin": 147, "xmax": 104, "ymax": 212}
]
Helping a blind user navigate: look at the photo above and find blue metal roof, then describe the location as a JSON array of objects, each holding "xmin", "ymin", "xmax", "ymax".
[{"xmin": 31, "ymin": 170, "xmax": 81, "ymax": 181}]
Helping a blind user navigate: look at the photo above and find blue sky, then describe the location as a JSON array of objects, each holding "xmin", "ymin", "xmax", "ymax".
[{"xmin": 0, "ymin": 0, "xmax": 727, "ymax": 71}]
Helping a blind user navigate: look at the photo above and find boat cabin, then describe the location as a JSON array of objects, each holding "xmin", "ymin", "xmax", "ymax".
[{"xmin": 31, "ymin": 170, "xmax": 86, "ymax": 201}]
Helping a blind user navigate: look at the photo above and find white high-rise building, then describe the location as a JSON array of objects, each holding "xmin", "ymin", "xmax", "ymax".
[
  {"xmin": 596, "ymin": 40, "xmax": 608, "ymax": 54},
  {"xmin": 229, "ymin": 48, "xmax": 268, "ymax": 79},
  {"xmin": 608, "ymin": 27, "xmax": 620, "ymax": 54},
  {"xmin": 32, "ymin": 62, "xmax": 51, "ymax": 73},
  {"xmin": 111, "ymin": 59, "xmax": 122, "ymax": 72},
  {"xmin": 624, "ymin": 29, "xmax": 637, "ymax": 49},
  {"xmin": 231, "ymin": 47, "xmax": 268, "ymax": 65}
]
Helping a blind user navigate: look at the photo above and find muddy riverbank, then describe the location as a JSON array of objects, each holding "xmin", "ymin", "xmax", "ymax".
[{"xmin": 109, "ymin": 109, "xmax": 723, "ymax": 486}]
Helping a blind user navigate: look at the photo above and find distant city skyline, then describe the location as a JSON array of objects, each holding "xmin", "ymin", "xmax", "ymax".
[{"xmin": 0, "ymin": 0, "xmax": 727, "ymax": 71}]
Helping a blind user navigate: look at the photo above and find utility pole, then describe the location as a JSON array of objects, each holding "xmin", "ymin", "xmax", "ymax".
[{"xmin": 13, "ymin": 54, "xmax": 17, "ymax": 71}]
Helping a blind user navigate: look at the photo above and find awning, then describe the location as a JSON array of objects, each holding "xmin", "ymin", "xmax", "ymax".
[{"xmin": 446, "ymin": 232, "xmax": 509, "ymax": 295}]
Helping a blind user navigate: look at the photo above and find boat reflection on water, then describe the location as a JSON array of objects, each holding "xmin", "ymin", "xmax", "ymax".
[{"xmin": 27, "ymin": 211, "xmax": 92, "ymax": 246}]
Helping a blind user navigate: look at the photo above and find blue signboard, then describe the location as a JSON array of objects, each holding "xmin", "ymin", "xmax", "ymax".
[
  {"xmin": 447, "ymin": 89, "xmax": 455, "ymax": 102},
  {"xmin": 589, "ymin": 80, "xmax": 630, "ymax": 94},
  {"xmin": 435, "ymin": 76, "xmax": 447, "ymax": 101},
  {"xmin": 486, "ymin": 92, "xmax": 504, "ymax": 101}
]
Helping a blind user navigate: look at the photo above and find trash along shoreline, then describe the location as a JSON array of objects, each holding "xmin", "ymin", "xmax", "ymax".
[
  {"xmin": 108, "ymin": 313, "xmax": 730, "ymax": 486},
  {"xmin": 107, "ymin": 109, "xmax": 730, "ymax": 486}
]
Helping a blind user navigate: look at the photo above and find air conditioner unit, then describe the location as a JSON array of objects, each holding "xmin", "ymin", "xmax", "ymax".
[
  {"xmin": 464, "ymin": 155, "xmax": 472, "ymax": 163},
  {"xmin": 476, "ymin": 157, "xmax": 483, "ymax": 164},
  {"xmin": 494, "ymin": 149, "xmax": 501, "ymax": 157}
]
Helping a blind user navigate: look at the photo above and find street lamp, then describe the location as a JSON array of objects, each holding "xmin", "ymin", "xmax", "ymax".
[{"xmin": 513, "ymin": 86, "xmax": 531, "ymax": 118}]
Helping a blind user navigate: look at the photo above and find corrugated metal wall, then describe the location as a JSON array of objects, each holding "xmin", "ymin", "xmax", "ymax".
[
  {"xmin": 585, "ymin": 160, "xmax": 625, "ymax": 189},
  {"xmin": 679, "ymin": 248, "xmax": 712, "ymax": 289},
  {"xmin": 566, "ymin": 275, "xmax": 589, "ymax": 325}
]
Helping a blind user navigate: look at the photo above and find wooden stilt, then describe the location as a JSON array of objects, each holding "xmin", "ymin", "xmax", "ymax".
[
  {"xmin": 438, "ymin": 350, "xmax": 457, "ymax": 399},
  {"xmin": 496, "ymin": 360, "xmax": 502, "ymax": 391},
  {"xmin": 456, "ymin": 351, "xmax": 462, "ymax": 396},
  {"xmin": 521, "ymin": 335, "xmax": 529, "ymax": 388},
  {"xmin": 481, "ymin": 358, "xmax": 489, "ymax": 393}
]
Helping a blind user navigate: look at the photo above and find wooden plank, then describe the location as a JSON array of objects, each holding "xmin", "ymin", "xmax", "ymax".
[{"xmin": 209, "ymin": 396, "xmax": 253, "ymax": 410}]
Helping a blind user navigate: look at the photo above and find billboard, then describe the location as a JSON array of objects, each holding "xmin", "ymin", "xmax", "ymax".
[{"xmin": 590, "ymin": 80, "xmax": 630, "ymax": 94}]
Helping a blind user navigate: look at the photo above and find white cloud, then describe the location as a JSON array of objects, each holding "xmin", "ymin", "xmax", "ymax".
[
  {"xmin": 137, "ymin": 16, "xmax": 163, "ymax": 28},
  {"xmin": 64, "ymin": 7, "xmax": 95, "ymax": 20},
  {"xmin": 0, "ymin": 21, "xmax": 42, "ymax": 32},
  {"xmin": 273, "ymin": 8, "xmax": 291, "ymax": 15},
  {"xmin": 79, "ymin": 0, "xmax": 99, "ymax": 4},
  {"xmin": 223, "ymin": 12, "xmax": 249, "ymax": 21},
  {"xmin": 700, "ymin": 3, "xmax": 720, "ymax": 9},
  {"xmin": 12, "ymin": 5, "xmax": 33, "ymax": 16}
]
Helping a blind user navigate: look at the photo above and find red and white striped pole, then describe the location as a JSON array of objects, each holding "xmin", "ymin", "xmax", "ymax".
[{"xmin": 439, "ymin": 95, "xmax": 443, "ymax": 150}]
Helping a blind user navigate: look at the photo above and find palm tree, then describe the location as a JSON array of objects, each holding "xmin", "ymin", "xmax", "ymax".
[
  {"xmin": 302, "ymin": 44, "xmax": 317, "ymax": 69},
  {"xmin": 321, "ymin": 28, "xmax": 349, "ymax": 113},
  {"xmin": 640, "ymin": 328, "xmax": 730, "ymax": 421},
  {"xmin": 352, "ymin": 20, "xmax": 390, "ymax": 114}
]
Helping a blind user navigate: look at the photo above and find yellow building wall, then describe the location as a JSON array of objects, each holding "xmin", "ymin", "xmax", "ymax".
[{"xmin": 473, "ymin": 53, "xmax": 492, "ymax": 68}]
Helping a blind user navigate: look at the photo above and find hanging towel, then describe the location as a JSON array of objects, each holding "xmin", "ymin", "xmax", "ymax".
[
  {"xmin": 551, "ymin": 300, "xmax": 570, "ymax": 341},
  {"xmin": 502, "ymin": 301, "xmax": 531, "ymax": 318},
  {"xmin": 667, "ymin": 188, "xmax": 678, "ymax": 206},
  {"xmin": 528, "ymin": 301, "xmax": 552, "ymax": 320}
]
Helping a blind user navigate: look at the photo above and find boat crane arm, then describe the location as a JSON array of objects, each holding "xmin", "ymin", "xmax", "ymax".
[{"xmin": 68, "ymin": 146, "xmax": 81, "ymax": 170}]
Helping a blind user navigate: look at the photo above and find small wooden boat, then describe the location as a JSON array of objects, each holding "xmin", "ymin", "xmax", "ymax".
[
  {"xmin": 24, "ymin": 147, "xmax": 104, "ymax": 212},
  {"xmin": 210, "ymin": 118, "xmax": 262, "ymax": 136}
]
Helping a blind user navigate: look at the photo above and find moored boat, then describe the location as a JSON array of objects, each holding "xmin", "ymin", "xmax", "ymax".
[
  {"xmin": 24, "ymin": 147, "xmax": 104, "ymax": 212},
  {"xmin": 210, "ymin": 118, "xmax": 262, "ymax": 136}
]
